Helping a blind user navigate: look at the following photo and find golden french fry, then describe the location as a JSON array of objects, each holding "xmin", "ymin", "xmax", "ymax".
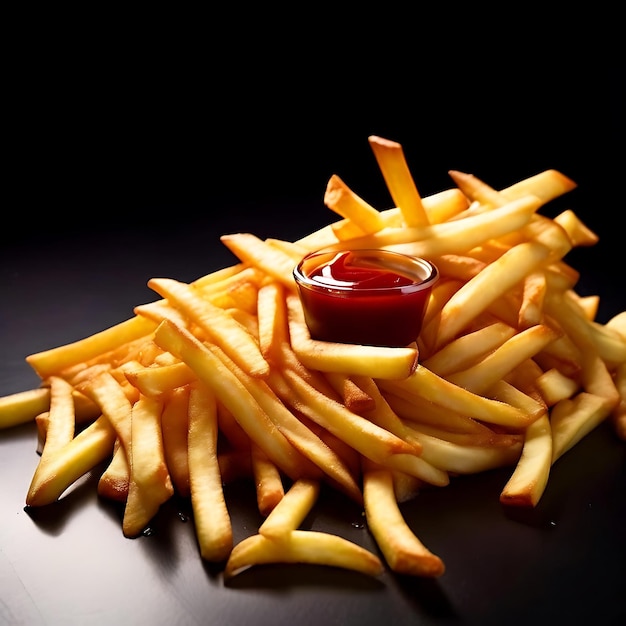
[
  {"xmin": 224, "ymin": 530, "xmax": 383, "ymax": 580},
  {"xmin": 26, "ymin": 316, "xmax": 157, "ymax": 380},
  {"xmin": 368, "ymin": 135, "xmax": 429, "ymax": 227},
  {"xmin": 161, "ymin": 385, "xmax": 191, "ymax": 497},
  {"xmin": 187, "ymin": 381, "xmax": 233, "ymax": 561},
  {"xmin": 429, "ymin": 254, "xmax": 486, "ymax": 282},
  {"xmin": 553, "ymin": 209, "xmax": 599, "ymax": 247},
  {"xmin": 220, "ymin": 233, "xmax": 299, "ymax": 290},
  {"xmin": 122, "ymin": 395, "xmax": 174, "ymax": 538},
  {"xmin": 535, "ymin": 368, "xmax": 580, "ymax": 407},
  {"xmin": 324, "ymin": 174, "xmax": 385, "ymax": 234},
  {"xmin": 363, "ymin": 464, "xmax": 445, "ymax": 577},
  {"xmin": 26, "ymin": 416, "xmax": 117, "ymax": 506},
  {"xmin": 551, "ymin": 392, "xmax": 614, "ymax": 463},
  {"xmin": 258, "ymin": 477, "xmax": 320, "ymax": 539},
  {"xmin": 0, "ymin": 387, "xmax": 50, "ymax": 429},
  {"xmin": 78, "ymin": 371, "xmax": 133, "ymax": 455},
  {"xmin": 36, "ymin": 376, "xmax": 75, "ymax": 461},
  {"xmin": 500, "ymin": 413, "xmax": 552, "ymax": 507},
  {"xmin": 125, "ymin": 361, "xmax": 196, "ymax": 397},
  {"xmin": 256, "ymin": 281, "xmax": 289, "ymax": 364},
  {"xmin": 499, "ymin": 169, "xmax": 578, "ymax": 204}
]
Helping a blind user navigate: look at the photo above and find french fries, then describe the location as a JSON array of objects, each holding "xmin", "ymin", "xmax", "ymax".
[{"xmin": 1, "ymin": 135, "xmax": 624, "ymax": 591}]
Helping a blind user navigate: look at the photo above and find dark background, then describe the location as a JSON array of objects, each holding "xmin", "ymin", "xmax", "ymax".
[{"xmin": 7, "ymin": 16, "xmax": 624, "ymax": 248}]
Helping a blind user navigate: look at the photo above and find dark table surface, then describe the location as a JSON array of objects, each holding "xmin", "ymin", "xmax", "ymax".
[{"xmin": 2, "ymin": 48, "xmax": 625, "ymax": 625}]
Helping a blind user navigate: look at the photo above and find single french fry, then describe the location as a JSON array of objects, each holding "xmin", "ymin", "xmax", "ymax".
[
  {"xmin": 26, "ymin": 316, "xmax": 157, "ymax": 380},
  {"xmin": 499, "ymin": 169, "xmax": 578, "ymax": 204},
  {"xmin": 551, "ymin": 392, "xmax": 614, "ymax": 463},
  {"xmin": 324, "ymin": 174, "xmax": 385, "ymax": 234},
  {"xmin": 535, "ymin": 368, "xmax": 580, "ymax": 407},
  {"xmin": 223, "ymin": 530, "xmax": 383, "ymax": 580},
  {"xmin": 0, "ymin": 387, "xmax": 50, "ymax": 429},
  {"xmin": 37, "ymin": 376, "xmax": 76, "ymax": 461},
  {"xmin": 122, "ymin": 395, "xmax": 174, "ymax": 538},
  {"xmin": 553, "ymin": 209, "xmax": 599, "ymax": 247},
  {"xmin": 26, "ymin": 416, "xmax": 117, "ymax": 506},
  {"xmin": 256, "ymin": 281, "xmax": 289, "ymax": 364},
  {"xmin": 125, "ymin": 361, "xmax": 196, "ymax": 397},
  {"xmin": 363, "ymin": 464, "xmax": 445, "ymax": 577},
  {"xmin": 428, "ymin": 254, "xmax": 486, "ymax": 282},
  {"xmin": 187, "ymin": 381, "xmax": 233, "ymax": 562},
  {"xmin": 368, "ymin": 135, "xmax": 429, "ymax": 227},
  {"xmin": 500, "ymin": 413, "xmax": 552, "ymax": 507},
  {"xmin": 78, "ymin": 371, "xmax": 133, "ymax": 456},
  {"xmin": 258, "ymin": 477, "xmax": 320, "ymax": 539},
  {"xmin": 220, "ymin": 233, "xmax": 298, "ymax": 290},
  {"xmin": 161, "ymin": 385, "xmax": 191, "ymax": 497}
]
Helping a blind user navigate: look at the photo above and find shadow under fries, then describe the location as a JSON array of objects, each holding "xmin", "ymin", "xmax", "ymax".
[{"xmin": 23, "ymin": 460, "xmax": 109, "ymax": 535}]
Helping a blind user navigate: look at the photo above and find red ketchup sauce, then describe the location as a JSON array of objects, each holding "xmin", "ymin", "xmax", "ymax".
[{"xmin": 293, "ymin": 249, "xmax": 438, "ymax": 347}]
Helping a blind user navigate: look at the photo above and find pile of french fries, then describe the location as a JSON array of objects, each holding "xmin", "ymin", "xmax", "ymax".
[{"xmin": 1, "ymin": 135, "xmax": 625, "ymax": 581}]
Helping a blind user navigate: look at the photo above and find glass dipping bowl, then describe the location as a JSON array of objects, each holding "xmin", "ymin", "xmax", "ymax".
[{"xmin": 293, "ymin": 248, "xmax": 438, "ymax": 347}]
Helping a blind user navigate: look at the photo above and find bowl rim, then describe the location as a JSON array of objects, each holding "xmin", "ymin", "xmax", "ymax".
[{"xmin": 293, "ymin": 247, "xmax": 439, "ymax": 294}]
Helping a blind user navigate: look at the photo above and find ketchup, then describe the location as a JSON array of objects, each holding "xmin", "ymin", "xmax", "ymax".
[{"xmin": 294, "ymin": 249, "xmax": 438, "ymax": 347}]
